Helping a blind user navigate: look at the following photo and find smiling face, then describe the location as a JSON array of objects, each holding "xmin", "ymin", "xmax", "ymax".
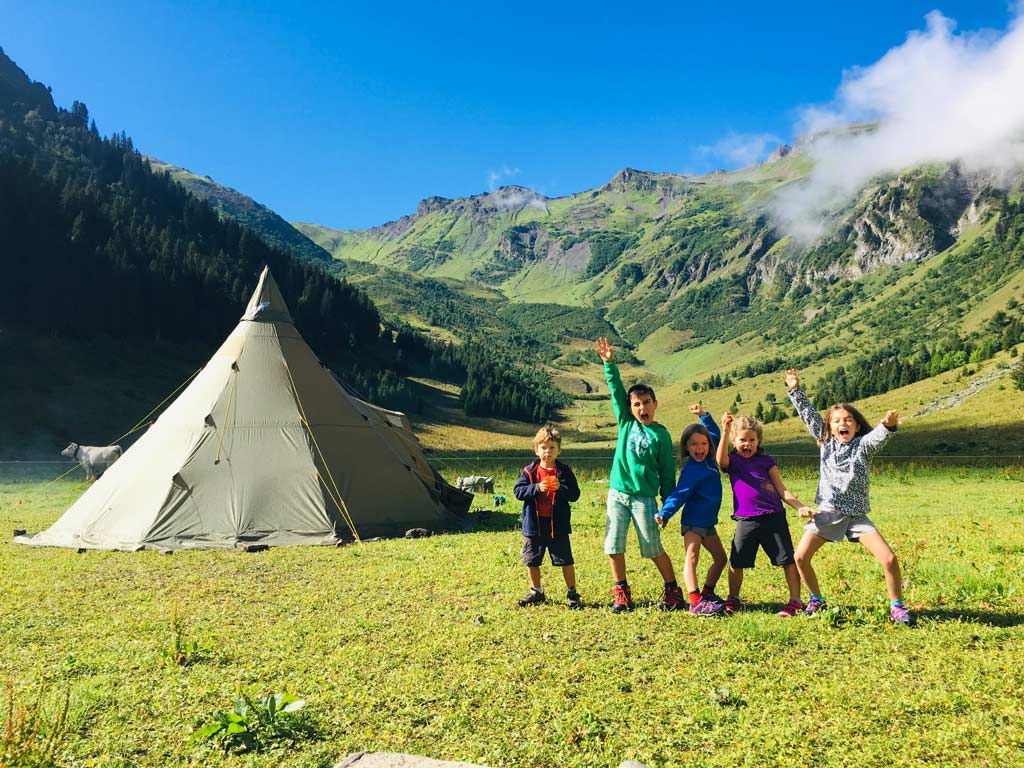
[
  {"xmin": 630, "ymin": 392, "xmax": 657, "ymax": 426},
  {"xmin": 732, "ymin": 428, "xmax": 760, "ymax": 458},
  {"xmin": 829, "ymin": 408, "xmax": 859, "ymax": 443},
  {"xmin": 685, "ymin": 432, "xmax": 711, "ymax": 463}
]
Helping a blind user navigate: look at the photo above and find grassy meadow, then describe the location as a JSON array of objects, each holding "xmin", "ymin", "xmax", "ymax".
[{"xmin": 2, "ymin": 462, "xmax": 1023, "ymax": 768}]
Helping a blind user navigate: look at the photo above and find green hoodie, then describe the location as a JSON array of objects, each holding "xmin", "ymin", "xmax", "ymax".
[{"xmin": 604, "ymin": 362, "xmax": 676, "ymax": 501}]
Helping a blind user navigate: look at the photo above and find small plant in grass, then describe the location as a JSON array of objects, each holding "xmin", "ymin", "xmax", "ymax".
[
  {"xmin": 2, "ymin": 678, "xmax": 70, "ymax": 768},
  {"xmin": 161, "ymin": 604, "xmax": 207, "ymax": 667},
  {"xmin": 189, "ymin": 692, "xmax": 313, "ymax": 753}
]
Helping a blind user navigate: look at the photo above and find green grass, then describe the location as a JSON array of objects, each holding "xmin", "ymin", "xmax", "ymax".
[{"xmin": 2, "ymin": 466, "xmax": 1023, "ymax": 767}]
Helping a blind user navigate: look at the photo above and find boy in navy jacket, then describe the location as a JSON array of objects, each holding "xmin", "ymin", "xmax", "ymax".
[{"xmin": 513, "ymin": 425, "xmax": 583, "ymax": 609}]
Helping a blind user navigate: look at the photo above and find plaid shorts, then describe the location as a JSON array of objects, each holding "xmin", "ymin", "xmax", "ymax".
[{"xmin": 604, "ymin": 489, "xmax": 665, "ymax": 558}]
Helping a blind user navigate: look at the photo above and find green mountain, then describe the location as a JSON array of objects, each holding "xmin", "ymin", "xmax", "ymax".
[
  {"xmin": 146, "ymin": 158, "xmax": 333, "ymax": 265},
  {"xmin": 296, "ymin": 144, "xmax": 1024, "ymax": 414}
]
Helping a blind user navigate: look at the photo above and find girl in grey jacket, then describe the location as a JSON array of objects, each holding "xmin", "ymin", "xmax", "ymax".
[{"xmin": 784, "ymin": 368, "xmax": 915, "ymax": 626}]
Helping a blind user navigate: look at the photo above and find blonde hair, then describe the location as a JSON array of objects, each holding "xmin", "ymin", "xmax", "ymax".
[
  {"xmin": 732, "ymin": 415, "xmax": 765, "ymax": 455},
  {"xmin": 533, "ymin": 424, "xmax": 562, "ymax": 449}
]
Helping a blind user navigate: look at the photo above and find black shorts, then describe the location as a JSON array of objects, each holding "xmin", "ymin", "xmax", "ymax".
[
  {"xmin": 730, "ymin": 513, "xmax": 795, "ymax": 569},
  {"xmin": 521, "ymin": 530, "xmax": 574, "ymax": 567}
]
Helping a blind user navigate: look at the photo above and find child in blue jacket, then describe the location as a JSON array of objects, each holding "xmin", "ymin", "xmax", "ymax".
[
  {"xmin": 513, "ymin": 425, "xmax": 583, "ymax": 609},
  {"xmin": 656, "ymin": 405, "xmax": 727, "ymax": 615}
]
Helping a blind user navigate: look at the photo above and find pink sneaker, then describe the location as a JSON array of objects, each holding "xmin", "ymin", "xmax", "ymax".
[{"xmin": 777, "ymin": 599, "xmax": 805, "ymax": 617}]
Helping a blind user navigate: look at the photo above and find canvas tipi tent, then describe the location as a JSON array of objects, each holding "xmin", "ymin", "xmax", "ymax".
[{"xmin": 17, "ymin": 268, "xmax": 471, "ymax": 551}]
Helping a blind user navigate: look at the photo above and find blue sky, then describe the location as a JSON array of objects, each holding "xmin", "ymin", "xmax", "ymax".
[{"xmin": 1, "ymin": 1, "xmax": 1016, "ymax": 229}]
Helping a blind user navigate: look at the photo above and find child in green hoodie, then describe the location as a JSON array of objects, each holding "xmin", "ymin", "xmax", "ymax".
[{"xmin": 595, "ymin": 337, "xmax": 684, "ymax": 613}]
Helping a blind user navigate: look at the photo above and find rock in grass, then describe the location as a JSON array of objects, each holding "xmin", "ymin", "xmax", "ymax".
[{"xmin": 336, "ymin": 753, "xmax": 488, "ymax": 768}]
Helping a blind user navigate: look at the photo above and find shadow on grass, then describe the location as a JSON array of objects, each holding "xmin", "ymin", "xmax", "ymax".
[
  {"xmin": 916, "ymin": 608, "xmax": 1024, "ymax": 627},
  {"xmin": 465, "ymin": 509, "xmax": 521, "ymax": 533}
]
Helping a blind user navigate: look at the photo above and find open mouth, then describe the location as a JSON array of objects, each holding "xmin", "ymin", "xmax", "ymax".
[
  {"xmin": 838, "ymin": 429, "xmax": 851, "ymax": 438},
  {"xmin": 740, "ymin": 447, "xmax": 754, "ymax": 457}
]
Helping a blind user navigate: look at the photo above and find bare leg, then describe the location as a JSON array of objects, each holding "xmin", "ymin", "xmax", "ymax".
[
  {"xmin": 652, "ymin": 551, "xmax": 676, "ymax": 583},
  {"xmin": 702, "ymin": 535, "xmax": 728, "ymax": 592},
  {"xmin": 609, "ymin": 553, "xmax": 627, "ymax": 583},
  {"xmin": 782, "ymin": 563, "xmax": 802, "ymax": 602},
  {"xmin": 858, "ymin": 531, "xmax": 903, "ymax": 601},
  {"xmin": 561, "ymin": 564, "xmax": 577, "ymax": 591},
  {"xmin": 795, "ymin": 531, "xmax": 829, "ymax": 596},
  {"xmin": 727, "ymin": 566, "xmax": 743, "ymax": 599},
  {"xmin": 682, "ymin": 532, "xmax": 702, "ymax": 593},
  {"xmin": 527, "ymin": 566, "xmax": 542, "ymax": 589}
]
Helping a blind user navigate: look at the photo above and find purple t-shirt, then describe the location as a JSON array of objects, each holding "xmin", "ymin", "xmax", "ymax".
[{"xmin": 725, "ymin": 453, "xmax": 784, "ymax": 517}]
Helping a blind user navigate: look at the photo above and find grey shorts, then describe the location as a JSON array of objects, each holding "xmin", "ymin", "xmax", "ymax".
[
  {"xmin": 681, "ymin": 525, "xmax": 718, "ymax": 539},
  {"xmin": 805, "ymin": 510, "xmax": 878, "ymax": 543}
]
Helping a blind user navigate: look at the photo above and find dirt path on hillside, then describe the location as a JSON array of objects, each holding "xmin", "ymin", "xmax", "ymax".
[{"xmin": 912, "ymin": 365, "xmax": 1017, "ymax": 417}]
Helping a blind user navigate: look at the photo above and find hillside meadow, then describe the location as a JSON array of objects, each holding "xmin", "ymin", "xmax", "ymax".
[{"xmin": 2, "ymin": 463, "xmax": 1022, "ymax": 768}]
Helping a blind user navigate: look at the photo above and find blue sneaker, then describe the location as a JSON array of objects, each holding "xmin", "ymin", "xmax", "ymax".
[
  {"xmin": 689, "ymin": 598, "xmax": 723, "ymax": 616},
  {"xmin": 805, "ymin": 596, "xmax": 827, "ymax": 615},
  {"xmin": 890, "ymin": 604, "xmax": 916, "ymax": 626}
]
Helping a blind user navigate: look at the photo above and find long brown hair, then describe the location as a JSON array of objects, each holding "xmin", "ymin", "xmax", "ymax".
[
  {"xmin": 680, "ymin": 423, "xmax": 713, "ymax": 462},
  {"xmin": 824, "ymin": 403, "xmax": 872, "ymax": 440}
]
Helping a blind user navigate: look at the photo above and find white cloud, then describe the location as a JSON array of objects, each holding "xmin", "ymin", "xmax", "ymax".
[
  {"xmin": 487, "ymin": 165, "xmax": 521, "ymax": 190},
  {"xmin": 773, "ymin": 10, "xmax": 1024, "ymax": 242},
  {"xmin": 697, "ymin": 132, "xmax": 784, "ymax": 168}
]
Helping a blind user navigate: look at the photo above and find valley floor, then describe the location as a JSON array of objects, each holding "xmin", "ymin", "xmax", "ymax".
[{"xmin": 1, "ymin": 467, "xmax": 1022, "ymax": 767}]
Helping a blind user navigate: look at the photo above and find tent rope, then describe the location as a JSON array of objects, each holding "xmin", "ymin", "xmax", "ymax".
[
  {"xmin": 115, "ymin": 366, "xmax": 204, "ymax": 444},
  {"xmin": 283, "ymin": 362, "xmax": 361, "ymax": 543},
  {"xmin": 23, "ymin": 366, "xmax": 204, "ymax": 499},
  {"xmin": 214, "ymin": 366, "xmax": 239, "ymax": 464}
]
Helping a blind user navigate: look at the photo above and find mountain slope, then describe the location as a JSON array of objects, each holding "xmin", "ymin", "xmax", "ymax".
[{"xmin": 146, "ymin": 158, "xmax": 332, "ymax": 265}]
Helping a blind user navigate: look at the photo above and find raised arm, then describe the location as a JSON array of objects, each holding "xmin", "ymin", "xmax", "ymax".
[
  {"xmin": 690, "ymin": 404, "xmax": 721, "ymax": 451},
  {"xmin": 716, "ymin": 411, "xmax": 733, "ymax": 469},
  {"xmin": 784, "ymin": 369, "xmax": 827, "ymax": 441},
  {"xmin": 596, "ymin": 337, "xmax": 630, "ymax": 426},
  {"xmin": 859, "ymin": 409, "xmax": 899, "ymax": 455},
  {"xmin": 767, "ymin": 465, "xmax": 815, "ymax": 518}
]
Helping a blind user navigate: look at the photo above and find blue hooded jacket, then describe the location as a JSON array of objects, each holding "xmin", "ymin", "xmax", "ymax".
[{"xmin": 658, "ymin": 413, "xmax": 723, "ymax": 529}]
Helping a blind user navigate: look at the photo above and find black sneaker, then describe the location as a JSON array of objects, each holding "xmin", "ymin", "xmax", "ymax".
[
  {"xmin": 567, "ymin": 590, "xmax": 584, "ymax": 610},
  {"xmin": 517, "ymin": 588, "xmax": 546, "ymax": 607}
]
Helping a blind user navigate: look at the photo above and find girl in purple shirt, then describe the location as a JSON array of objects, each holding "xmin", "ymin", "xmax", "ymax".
[{"xmin": 716, "ymin": 412, "xmax": 816, "ymax": 617}]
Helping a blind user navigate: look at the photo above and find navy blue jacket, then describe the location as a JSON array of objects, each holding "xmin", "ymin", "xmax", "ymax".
[{"xmin": 513, "ymin": 459, "xmax": 581, "ymax": 537}]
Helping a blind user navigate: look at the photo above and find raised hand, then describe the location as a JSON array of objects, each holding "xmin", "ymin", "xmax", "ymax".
[
  {"xmin": 881, "ymin": 410, "xmax": 901, "ymax": 429},
  {"xmin": 783, "ymin": 368, "xmax": 800, "ymax": 390},
  {"xmin": 689, "ymin": 403, "xmax": 705, "ymax": 417},
  {"xmin": 721, "ymin": 411, "xmax": 734, "ymax": 430},
  {"xmin": 595, "ymin": 337, "xmax": 614, "ymax": 363}
]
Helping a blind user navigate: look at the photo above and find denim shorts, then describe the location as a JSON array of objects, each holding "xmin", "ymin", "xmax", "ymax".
[
  {"xmin": 605, "ymin": 489, "xmax": 665, "ymax": 558},
  {"xmin": 805, "ymin": 510, "xmax": 878, "ymax": 543},
  {"xmin": 681, "ymin": 525, "xmax": 718, "ymax": 539}
]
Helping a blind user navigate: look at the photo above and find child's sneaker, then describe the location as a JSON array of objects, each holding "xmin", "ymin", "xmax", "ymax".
[
  {"xmin": 777, "ymin": 599, "xmax": 805, "ymax": 617},
  {"xmin": 722, "ymin": 596, "xmax": 741, "ymax": 614},
  {"xmin": 890, "ymin": 604, "xmax": 917, "ymax": 626},
  {"xmin": 517, "ymin": 588, "xmax": 545, "ymax": 607},
  {"xmin": 689, "ymin": 598, "xmax": 723, "ymax": 616},
  {"xmin": 700, "ymin": 590, "xmax": 725, "ymax": 606},
  {"xmin": 659, "ymin": 584, "xmax": 686, "ymax": 611},
  {"xmin": 567, "ymin": 589, "xmax": 584, "ymax": 610},
  {"xmin": 611, "ymin": 584, "xmax": 634, "ymax": 614},
  {"xmin": 804, "ymin": 596, "xmax": 827, "ymax": 615}
]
